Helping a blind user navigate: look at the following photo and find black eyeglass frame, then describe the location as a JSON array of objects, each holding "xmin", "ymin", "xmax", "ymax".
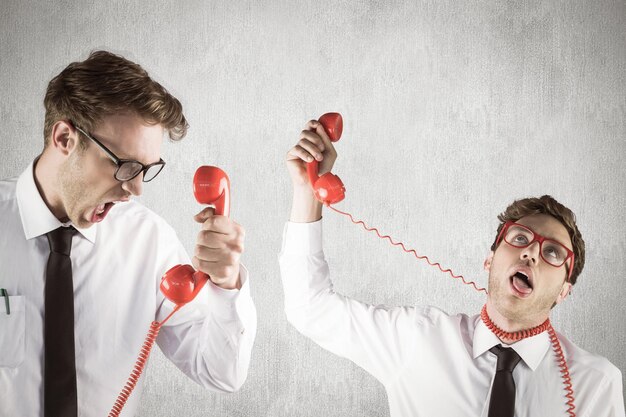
[{"xmin": 73, "ymin": 125, "xmax": 166, "ymax": 182}]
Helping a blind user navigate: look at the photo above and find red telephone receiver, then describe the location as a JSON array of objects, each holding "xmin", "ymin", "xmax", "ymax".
[
  {"xmin": 306, "ymin": 113, "xmax": 346, "ymax": 205},
  {"xmin": 159, "ymin": 166, "xmax": 231, "ymax": 306}
]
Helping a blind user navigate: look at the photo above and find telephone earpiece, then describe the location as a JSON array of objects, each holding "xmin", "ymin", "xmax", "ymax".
[
  {"xmin": 306, "ymin": 112, "xmax": 346, "ymax": 205},
  {"xmin": 159, "ymin": 166, "xmax": 231, "ymax": 306},
  {"xmin": 193, "ymin": 165, "xmax": 231, "ymax": 218}
]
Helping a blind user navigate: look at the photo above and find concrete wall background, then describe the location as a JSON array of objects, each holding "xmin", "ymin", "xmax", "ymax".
[{"xmin": 1, "ymin": 0, "xmax": 624, "ymax": 415}]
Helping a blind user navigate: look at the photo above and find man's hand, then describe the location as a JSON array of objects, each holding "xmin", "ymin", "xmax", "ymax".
[
  {"xmin": 285, "ymin": 119, "xmax": 338, "ymax": 222},
  {"xmin": 193, "ymin": 207, "xmax": 244, "ymax": 290}
]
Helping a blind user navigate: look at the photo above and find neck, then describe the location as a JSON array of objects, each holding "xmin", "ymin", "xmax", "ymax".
[
  {"xmin": 481, "ymin": 304, "xmax": 550, "ymax": 344},
  {"xmin": 34, "ymin": 153, "xmax": 67, "ymax": 221}
]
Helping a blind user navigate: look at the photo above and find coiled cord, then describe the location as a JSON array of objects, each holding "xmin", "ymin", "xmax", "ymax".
[
  {"xmin": 480, "ymin": 305, "xmax": 576, "ymax": 417},
  {"xmin": 548, "ymin": 325, "xmax": 577, "ymax": 416},
  {"xmin": 328, "ymin": 205, "xmax": 488, "ymax": 294},
  {"xmin": 108, "ymin": 305, "xmax": 181, "ymax": 417},
  {"xmin": 480, "ymin": 304, "xmax": 550, "ymax": 341}
]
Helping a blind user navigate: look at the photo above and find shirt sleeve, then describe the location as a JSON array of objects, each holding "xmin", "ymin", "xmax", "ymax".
[
  {"xmin": 582, "ymin": 364, "xmax": 625, "ymax": 417},
  {"xmin": 154, "ymin": 226, "xmax": 257, "ymax": 393},
  {"xmin": 279, "ymin": 220, "xmax": 419, "ymax": 385}
]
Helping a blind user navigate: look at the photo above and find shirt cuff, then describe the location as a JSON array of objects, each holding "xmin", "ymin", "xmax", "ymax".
[
  {"xmin": 280, "ymin": 220, "xmax": 323, "ymax": 255},
  {"xmin": 205, "ymin": 263, "xmax": 252, "ymax": 322}
]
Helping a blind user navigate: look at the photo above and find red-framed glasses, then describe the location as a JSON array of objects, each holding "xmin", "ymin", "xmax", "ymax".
[{"xmin": 496, "ymin": 221, "xmax": 575, "ymax": 281}]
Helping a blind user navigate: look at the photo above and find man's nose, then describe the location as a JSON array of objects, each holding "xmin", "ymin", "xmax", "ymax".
[
  {"xmin": 121, "ymin": 174, "xmax": 143, "ymax": 196},
  {"xmin": 520, "ymin": 241, "xmax": 540, "ymax": 264}
]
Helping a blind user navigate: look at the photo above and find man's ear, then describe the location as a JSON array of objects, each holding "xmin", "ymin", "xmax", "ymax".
[
  {"xmin": 555, "ymin": 281, "xmax": 572, "ymax": 305},
  {"xmin": 484, "ymin": 251, "xmax": 494, "ymax": 272},
  {"xmin": 50, "ymin": 120, "xmax": 79, "ymax": 156}
]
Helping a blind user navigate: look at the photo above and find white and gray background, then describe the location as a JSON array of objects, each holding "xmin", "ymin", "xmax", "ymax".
[{"xmin": 1, "ymin": 1, "xmax": 624, "ymax": 415}]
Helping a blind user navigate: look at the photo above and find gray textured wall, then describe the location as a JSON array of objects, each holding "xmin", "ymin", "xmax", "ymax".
[{"xmin": 1, "ymin": 0, "xmax": 624, "ymax": 415}]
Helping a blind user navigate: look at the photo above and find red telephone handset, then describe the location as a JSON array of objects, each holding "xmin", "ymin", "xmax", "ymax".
[
  {"xmin": 159, "ymin": 166, "xmax": 231, "ymax": 305},
  {"xmin": 306, "ymin": 113, "xmax": 346, "ymax": 205},
  {"xmin": 109, "ymin": 166, "xmax": 230, "ymax": 417}
]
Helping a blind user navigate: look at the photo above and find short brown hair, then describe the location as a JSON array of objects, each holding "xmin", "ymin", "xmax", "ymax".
[
  {"xmin": 43, "ymin": 50, "xmax": 188, "ymax": 146},
  {"xmin": 490, "ymin": 195, "xmax": 585, "ymax": 285}
]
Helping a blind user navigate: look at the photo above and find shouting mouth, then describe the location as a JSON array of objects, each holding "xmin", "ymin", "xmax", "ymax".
[
  {"xmin": 90, "ymin": 199, "xmax": 128, "ymax": 223},
  {"xmin": 510, "ymin": 270, "xmax": 533, "ymax": 298}
]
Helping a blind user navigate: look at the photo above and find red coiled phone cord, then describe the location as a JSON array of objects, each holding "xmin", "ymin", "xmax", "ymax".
[
  {"xmin": 328, "ymin": 205, "xmax": 487, "ymax": 293},
  {"xmin": 108, "ymin": 305, "xmax": 182, "ymax": 417},
  {"xmin": 480, "ymin": 306, "xmax": 576, "ymax": 416},
  {"xmin": 329, "ymin": 204, "xmax": 576, "ymax": 416},
  {"xmin": 548, "ymin": 325, "xmax": 577, "ymax": 416}
]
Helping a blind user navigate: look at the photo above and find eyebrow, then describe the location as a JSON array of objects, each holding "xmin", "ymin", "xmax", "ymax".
[
  {"xmin": 90, "ymin": 132, "xmax": 159, "ymax": 165},
  {"xmin": 537, "ymin": 229, "xmax": 572, "ymax": 249},
  {"xmin": 518, "ymin": 223, "xmax": 572, "ymax": 248}
]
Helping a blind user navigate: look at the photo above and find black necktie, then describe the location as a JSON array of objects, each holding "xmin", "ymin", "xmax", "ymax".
[
  {"xmin": 45, "ymin": 226, "xmax": 78, "ymax": 417},
  {"xmin": 488, "ymin": 344, "xmax": 522, "ymax": 417}
]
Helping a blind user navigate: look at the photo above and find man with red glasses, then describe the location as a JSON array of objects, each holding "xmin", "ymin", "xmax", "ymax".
[
  {"xmin": 486, "ymin": 218, "xmax": 577, "ymax": 332},
  {"xmin": 0, "ymin": 51, "xmax": 256, "ymax": 416},
  {"xmin": 280, "ymin": 120, "xmax": 624, "ymax": 416}
]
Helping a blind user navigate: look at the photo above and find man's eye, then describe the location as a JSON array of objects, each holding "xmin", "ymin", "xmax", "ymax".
[
  {"xmin": 513, "ymin": 235, "xmax": 528, "ymax": 244},
  {"xmin": 544, "ymin": 246, "xmax": 562, "ymax": 261}
]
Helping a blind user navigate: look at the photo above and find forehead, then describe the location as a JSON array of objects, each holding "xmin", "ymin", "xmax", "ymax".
[
  {"xmin": 515, "ymin": 214, "xmax": 573, "ymax": 250},
  {"xmin": 94, "ymin": 113, "xmax": 164, "ymax": 141},
  {"xmin": 92, "ymin": 113, "xmax": 163, "ymax": 160}
]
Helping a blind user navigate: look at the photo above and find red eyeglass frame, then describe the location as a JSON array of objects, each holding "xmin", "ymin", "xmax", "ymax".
[{"xmin": 496, "ymin": 221, "xmax": 575, "ymax": 282}]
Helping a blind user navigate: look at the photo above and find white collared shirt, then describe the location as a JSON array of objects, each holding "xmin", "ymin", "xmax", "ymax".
[
  {"xmin": 0, "ymin": 162, "xmax": 257, "ymax": 417},
  {"xmin": 279, "ymin": 220, "xmax": 624, "ymax": 417}
]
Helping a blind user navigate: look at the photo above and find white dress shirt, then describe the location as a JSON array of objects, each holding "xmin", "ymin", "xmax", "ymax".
[
  {"xmin": 0, "ymin": 162, "xmax": 257, "ymax": 417},
  {"xmin": 279, "ymin": 220, "xmax": 625, "ymax": 417}
]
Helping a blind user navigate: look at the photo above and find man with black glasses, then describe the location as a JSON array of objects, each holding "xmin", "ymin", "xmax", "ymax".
[
  {"xmin": 281, "ymin": 119, "xmax": 624, "ymax": 416},
  {"xmin": 0, "ymin": 51, "xmax": 256, "ymax": 416}
]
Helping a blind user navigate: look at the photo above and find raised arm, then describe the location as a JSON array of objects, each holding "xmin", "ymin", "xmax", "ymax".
[{"xmin": 281, "ymin": 118, "xmax": 419, "ymax": 384}]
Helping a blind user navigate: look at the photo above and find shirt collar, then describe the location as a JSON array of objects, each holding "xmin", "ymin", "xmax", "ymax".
[
  {"xmin": 16, "ymin": 159, "xmax": 97, "ymax": 243},
  {"xmin": 473, "ymin": 315, "xmax": 551, "ymax": 371}
]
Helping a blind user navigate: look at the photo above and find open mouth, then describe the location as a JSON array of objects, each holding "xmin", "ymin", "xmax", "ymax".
[
  {"xmin": 91, "ymin": 202, "xmax": 114, "ymax": 223},
  {"xmin": 510, "ymin": 271, "xmax": 533, "ymax": 297}
]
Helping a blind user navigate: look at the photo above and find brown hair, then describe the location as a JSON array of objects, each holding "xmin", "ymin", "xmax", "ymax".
[
  {"xmin": 43, "ymin": 50, "xmax": 188, "ymax": 146},
  {"xmin": 490, "ymin": 195, "xmax": 585, "ymax": 285}
]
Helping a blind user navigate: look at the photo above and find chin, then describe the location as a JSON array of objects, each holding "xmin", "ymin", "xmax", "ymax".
[
  {"xmin": 492, "ymin": 294, "xmax": 527, "ymax": 320},
  {"xmin": 69, "ymin": 212, "xmax": 94, "ymax": 229}
]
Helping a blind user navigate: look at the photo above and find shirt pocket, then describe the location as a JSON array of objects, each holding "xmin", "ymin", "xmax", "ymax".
[{"xmin": 0, "ymin": 295, "xmax": 25, "ymax": 368}]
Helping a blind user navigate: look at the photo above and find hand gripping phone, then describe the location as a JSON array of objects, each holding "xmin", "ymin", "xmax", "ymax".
[
  {"xmin": 306, "ymin": 112, "xmax": 346, "ymax": 205},
  {"xmin": 160, "ymin": 166, "xmax": 230, "ymax": 305}
]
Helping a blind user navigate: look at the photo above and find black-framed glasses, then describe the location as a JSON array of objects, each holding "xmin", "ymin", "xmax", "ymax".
[
  {"xmin": 496, "ymin": 221, "xmax": 575, "ymax": 281},
  {"xmin": 74, "ymin": 125, "xmax": 166, "ymax": 182}
]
